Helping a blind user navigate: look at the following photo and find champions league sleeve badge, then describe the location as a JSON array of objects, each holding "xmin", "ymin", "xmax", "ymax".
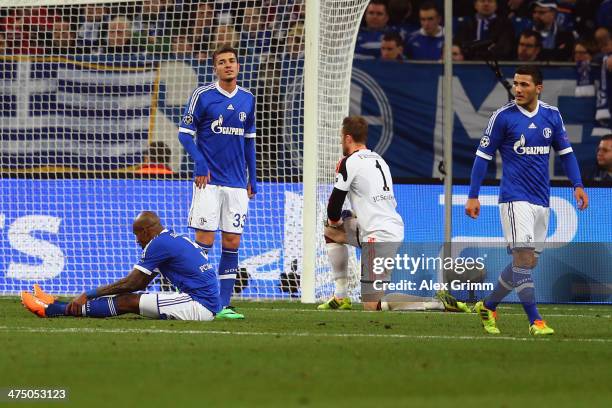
[{"xmin": 480, "ymin": 136, "xmax": 490, "ymax": 148}]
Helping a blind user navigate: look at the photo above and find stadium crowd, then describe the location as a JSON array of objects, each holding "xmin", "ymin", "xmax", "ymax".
[
  {"xmin": 0, "ymin": 1, "xmax": 304, "ymax": 61},
  {"xmin": 0, "ymin": 0, "xmax": 610, "ymax": 180},
  {"xmin": 356, "ymin": 0, "xmax": 611, "ymax": 62}
]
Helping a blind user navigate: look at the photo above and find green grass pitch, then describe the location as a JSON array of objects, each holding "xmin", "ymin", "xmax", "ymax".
[{"xmin": 1, "ymin": 298, "xmax": 611, "ymax": 407}]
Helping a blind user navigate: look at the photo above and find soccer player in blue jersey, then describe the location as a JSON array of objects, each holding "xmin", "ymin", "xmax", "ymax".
[
  {"xmin": 177, "ymin": 45, "xmax": 256, "ymax": 320},
  {"xmin": 466, "ymin": 65, "xmax": 589, "ymax": 335},
  {"xmin": 20, "ymin": 211, "xmax": 221, "ymax": 321}
]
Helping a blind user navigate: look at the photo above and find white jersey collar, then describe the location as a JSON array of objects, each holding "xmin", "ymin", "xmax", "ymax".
[
  {"xmin": 419, "ymin": 26, "xmax": 444, "ymax": 38},
  {"xmin": 516, "ymin": 100, "xmax": 540, "ymax": 118},
  {"xmin": 215, "ymin": 81, "xmax": 238, "ymax": 98}
]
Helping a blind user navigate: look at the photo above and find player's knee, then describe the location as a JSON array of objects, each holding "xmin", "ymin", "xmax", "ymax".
[
  {"xmin": 221, "ymin": 233, "xmax": 241, "ymax": 249},
  {"xmin": 115, "ymin": 294, "xmax": 141, "ymax": 314},
  {"xmin": 512, "ymin": 249, "xmax": 537, "ymax": 269},
  {"xmin": 195, "ymin": 230, "xmax": 214, "ymax": 246}
]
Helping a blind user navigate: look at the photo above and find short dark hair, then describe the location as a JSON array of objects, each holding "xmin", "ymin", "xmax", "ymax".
[
  {"xmin": 212, "ymin": 44, "xmax": 238, "ymax": 64},
  {"xmin": 515, "ymin": 65, "xmax": 543, "ymax": 85},
  {"xmin": 382, "ymin": 31, "xmax": 403, "ymax": 47},
  {"xmin": 419, "ymin": 1, "xmax": 439, "ymax": 14},
  {"xmin": 602, "ymin": 134, "xmax": 612, "ymax": 141},
  {"xmin": 520, "ymin": 29, "xmax": 543, "ymax": 48},
  {"xmin": 368, "ymin": 0, "xmax": 388, "ymax": 12},
  {"xmin": 342, "ymin": 116, "xmax": 368, "ymax": 144}
]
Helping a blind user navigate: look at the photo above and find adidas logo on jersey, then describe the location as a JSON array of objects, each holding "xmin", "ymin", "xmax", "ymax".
[
  {"xmin": 227, "ymin": 104, "xmax": 234, "ymax": 110},
  {"xmin": 528, "ymin": 123, "xmax": 537, "ymax": 129},
  {"xmin": 211, "ymin": 114, "xmax": 244, "ymax": 136}
]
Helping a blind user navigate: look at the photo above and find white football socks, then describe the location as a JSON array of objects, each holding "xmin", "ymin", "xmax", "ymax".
[{"xmin": 326, "ymin": 242, "xmax": 349, "ymax": 299}]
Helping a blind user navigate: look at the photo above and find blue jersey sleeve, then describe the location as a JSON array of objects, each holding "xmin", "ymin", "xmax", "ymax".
[
  {"xmin": 178, "ymin": 87, "xmax": 209, "ymax": 176},
  {"xmin": 476, "ymin": 109, "xmax": 506, "ymax": 161},
  {"xmin": 134, "ymin": 238, "xmax": 168, "ymax": 276},
  {"xmin": 179, "ymin": 88, "xmax": 204, "ymax": 137},
  {"xmin": 245, "ymin": 95, "xmax": 256, "ymax": 138},
  {"xmin": 551, "ymin": 109, "xmax": 573, "ymax": 155}
]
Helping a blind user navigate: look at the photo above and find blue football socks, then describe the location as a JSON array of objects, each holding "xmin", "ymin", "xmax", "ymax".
[
  {"xmin": 514, "ymin": 267, "xmax": 542, "ymax": 324},
  {"xmin": 218, "ymin": 247, "xmax": 239, "ymax": 307},
  {"xmin": 484, "ymin": 263, "xmax": 514, "ymax": 311}
]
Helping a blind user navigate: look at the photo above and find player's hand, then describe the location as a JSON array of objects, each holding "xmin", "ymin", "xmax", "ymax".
[
  {"xmin": 247, "ymin": 183, "xmax": 256, "ymax": 199},
  {"xmin": 195, "ymin": 172, "xmax": 210, "ymax": 189},
  {"xmin": 67, "ymin": 293, "xmax": 87, "ymax": 316},
  {"xmin": 574, "ymin": 187, "xmax": 588, "ymax": 210},
  {"xmin": 465, "ymin": 198, "xmax": 481, "ymax": 219}
]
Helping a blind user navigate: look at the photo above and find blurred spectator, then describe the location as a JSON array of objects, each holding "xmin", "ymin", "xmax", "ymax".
[
  {"xmin": 452, "ymin": 42, "xmax": 465, "ymax": 61},
  {"xmin": 240, "ymin": 5, "xmax": 272, "ymax": 56},
  {"xmin": 456, "ymin": 0, "xmax": 515, "ymax": 60},
  {"xmin": 380, "ymin": 31, "xmax": 405, "ymax": 61},
  {"xmin": 596, "ymin": 0, "xmax": 612, "ymax": 29},
  {"xmin": 388, "ymin": 0, "xmax": 418, "ymax": 36},
  {"xmin": 594, "ymin": 27, "xmax": 612, "ymax": 58},
  {"xmin": 46, "ymin": 18, "xmax": 77, "ymax": 55},
  {"xmin": 574, "ymin": 39, "xmax": 597, "ymax": 97},
  {"xmin": 213, "ymin": 25, "xmax": 240, "ymax": 48},
  {"xmin": 506, "ymin": 0, "xmax": 531, "ymax": 18},
  {"xmin": 132, "ymin": 0, "xmax": 174, "ymax": 54},
  {"xmin": 405, "ymin": 1, "xmax": 444, "ymax": 60},
  {"xmin": 354, "ymin": 0, "xmax": 392, "ymax": 60},
  {"xmin": 530, "ymin": 0, "xmax": 574, "ymax": 61},
  {"xmin": 191, "ymin": 2, "xmax": 216, "ymax": 59},
  {"xmin": 555, "ymin": 0, "xmax": 578, "ymax": 32},
  {"xmin": 76, "ymin": 4, "xmax": 109, "ymax": 53},
  {"xmin": 170, "ymin": 29, "xmax": 196, "ymax": 60},
  {"xmin": 573, "ymin": 39, "xmax": 596, "ymax": 63},
  {"xmin": 516, "ymin": 29, "xmax": 543, "ymax": 61},
  {"xmin": 284, "ymin": 23, "xmax": 305, "ymax": 60},
  {"xmin": 136, "ymin": 141, "xmax": 174, "ymax": 175},
  {"xmin": 103, "ymin": 16, "xmax": 138, "ymax": 54},
  {"xmin": 0, "ymin": 8, "xmax": 52, "ymax": 55},
  {"xmin": 583, "ymin": 134, "xmax": 612, "ymax": 182}
]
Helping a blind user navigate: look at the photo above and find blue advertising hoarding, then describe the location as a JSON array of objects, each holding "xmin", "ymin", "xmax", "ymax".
[
  {"xmin": 351, "ymin": 61, "xmax": 606, "ymax": 178},
  {"xmin": 1, "ymin": 179, "xmax": 609, "ymax": 303}
]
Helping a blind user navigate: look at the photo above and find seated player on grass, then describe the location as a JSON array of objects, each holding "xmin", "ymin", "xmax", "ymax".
[{"xmin": 21, "ymin": 211, "xmax": 221, "ymax": 321}]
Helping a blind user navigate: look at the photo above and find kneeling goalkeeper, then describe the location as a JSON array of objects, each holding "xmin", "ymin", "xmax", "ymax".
[{"xmin": 21, "ymin": 211, "xmax": 221, "ymax": 321}]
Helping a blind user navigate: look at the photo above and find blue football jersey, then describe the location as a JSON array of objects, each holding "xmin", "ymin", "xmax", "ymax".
[
  {"xmin": 134, "ymin": 229, "xmax": 220, "ymax": 313},
  {"xmin": 476, "ymin": 100, "xmax": 573, "ymax": 207},
  {"xmin": 178, "ymin": 82, "xmax": 256, "ymax": 189},
  {"xmin": 405, "ymin": 28, "xmax": 444, "ymax": 60}
]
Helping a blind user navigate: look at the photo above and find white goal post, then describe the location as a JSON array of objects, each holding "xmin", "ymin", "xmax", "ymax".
[{"xmin": 302, "ymin": 0, "xmax": 370, "ymax": 303}]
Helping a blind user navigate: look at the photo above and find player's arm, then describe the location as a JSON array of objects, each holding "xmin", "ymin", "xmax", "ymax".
[
  {"xmin": 466, "ymin": 111, "xmax": 505, "ymax": 218},
  {"xmin": 245, "ymin": 98, "xmax": 257, "ymax": 198},
  {"xmin": 552, "ymin": 111, "xmax": 588, "ymax": 210},
  {"xmin": 178, "ymin": 91, "xmax": 209, "ymax": 188},
  {"xmin": 327, "ymin": 157, "xmax": 353, "ymax": 226},
  {"xmin": 327, "ymin": 188, "xmax": 349, "ymax": 225},
  {"xmin": 67, "ymin": 269, "xmax": 155, "ymax": 315}
]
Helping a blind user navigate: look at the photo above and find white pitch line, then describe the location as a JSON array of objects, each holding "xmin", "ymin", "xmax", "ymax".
[
  {"xmin": 0, "ymin": 326, "xmax": 610, "ymax": 343},
  {"xmin": 245, "ymin": 307, "xmax": 611, "ymax": 319}
]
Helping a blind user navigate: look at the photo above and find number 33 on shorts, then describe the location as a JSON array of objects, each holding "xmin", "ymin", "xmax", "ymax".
[
  {"xmin": 233, "ymin": 213, "xmax": 246, "ymax": 228},
  {"xmin": 188, "ymin": 185, "xmax": 250, "ymax": 234}
]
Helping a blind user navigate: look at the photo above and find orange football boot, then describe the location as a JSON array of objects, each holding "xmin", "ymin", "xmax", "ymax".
[
  {"xmin": 33, "ymin": 284, "xmax": 56, "ymax": 304},
  {"xmin": 20, "ymin": 291, "xmax": 48, "ymax": 318}
]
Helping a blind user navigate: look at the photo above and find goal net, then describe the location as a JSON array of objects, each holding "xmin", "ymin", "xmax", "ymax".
[{"xmin": 0, "ymin": 0, "xmax": 368, "ymax": 301}]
